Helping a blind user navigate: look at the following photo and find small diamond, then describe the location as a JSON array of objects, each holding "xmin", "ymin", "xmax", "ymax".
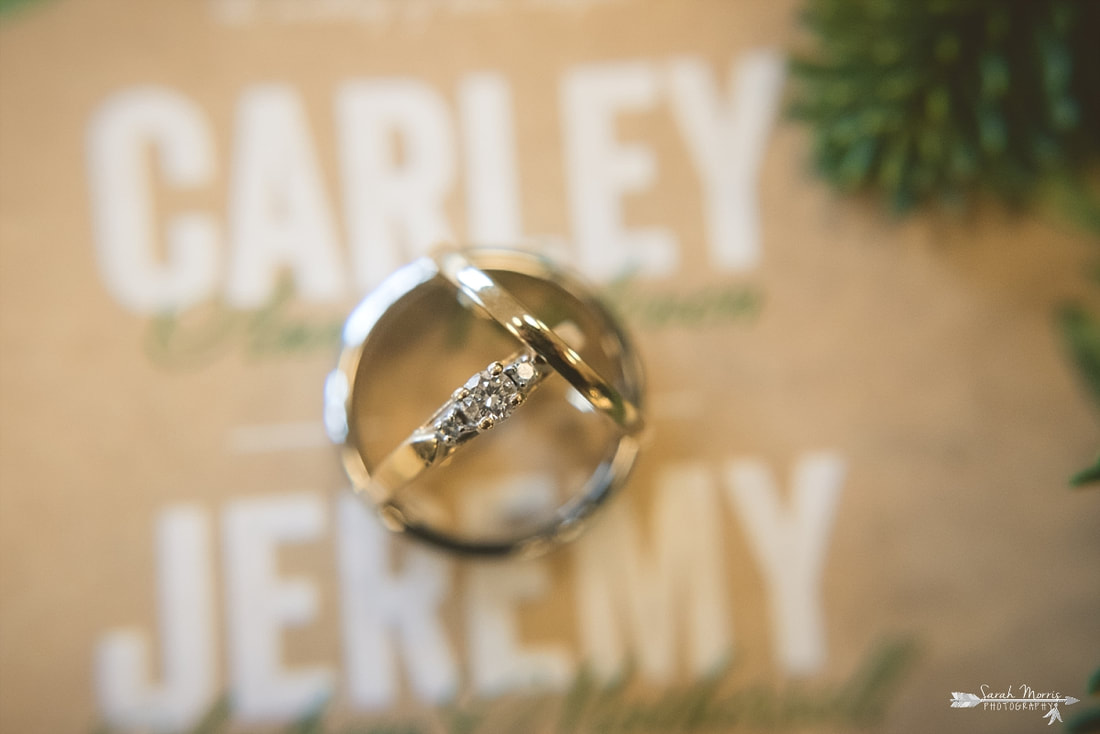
[
  {"xmin": 491, "ymin": 373, "xmax": 517, "ymax": 397},
  {"xmin": 435, "ymin": 409, "xmax": 469, "ymax": 443},
  {"xmin": 514, "ymin": 361, "xmax": 536, "ymax": 384},
  {"xmin": 456, "ymin": 393, "xmax": 483, "ymax": 424},
  {"xmin": 440, "ymin": 358, "xmax": 539, "ymax": 440}
]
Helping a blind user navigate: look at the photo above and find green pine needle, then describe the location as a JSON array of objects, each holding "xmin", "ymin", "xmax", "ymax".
[
  {"xmin": 1071, "ymin": 456, "xmax": 1100, "ymax": 488},
  {"xmin": 790, "ymin": 0, "xmax": 1100, "ymax": 214},
  {"xmin": 1059, "ymin": 305, "xmax": 1100, "ymax": 487},
  {"xmin": 1060, "ymin": 305, "xmax": 1100, "ymax": 411},
  {"xmin": 1068, "ymin": 708, "xmax": 1100, "ymax": 734},
  {"xmin": 0, "ymin": 0, "xmax": 50, "ymax": 17}
]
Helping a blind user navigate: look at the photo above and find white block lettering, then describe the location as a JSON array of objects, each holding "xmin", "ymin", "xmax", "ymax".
[
  {"xmin": 223, "ymin": 494, "xmax": 331, "ymax": 721},
  {"xmin": 87, "ymin": 88, "xmax": 218, "ymax": 312},
  {"xmin": 335, "ymin": 492, "xmax": 457, "ymax": 709},
  {"xmin": 226, "ymin": 85, "xmax": 345, "ymax": 307},
  {"xmin": 562, "ymin": 62, "xmax": 677, "ymax": 280},
  {"xmin": 337, "ymin": 80, "xmax": 455, "ymax": 290},
  {"xmin": 94, "ymin": 506, "xmax": 216, "ymax": 730},
  {"xmin": 667, "ymin": 51, "xmax": 785, "ymax": 271},
  {"xmin": 574, "ymin": 463, "xmax": 730, "ymax": 682},
  {"xmin": 459, "ymin": 73, "xmax": 523, "ymax": 245},
  {"xmin": 462, "ymin": 474, "xmax": 573, "ymax": 695},
  {"xmin": 724, "ymin": 453, "xmax": 845, "ymax": 674}
]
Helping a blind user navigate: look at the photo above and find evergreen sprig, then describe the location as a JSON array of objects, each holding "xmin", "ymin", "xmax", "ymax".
[
  {"xmin": 1061, "ymin": 304, "xmax": 1100, "ymax": 483},
  {"xmin": 790, "ymin": 0, "xmax": 1100, "ymax": 213}
]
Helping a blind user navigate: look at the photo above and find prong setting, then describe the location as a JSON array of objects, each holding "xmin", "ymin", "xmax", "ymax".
[{"xmin": 432, "ymin": 354, "xmax": 543, "ymax": 444}]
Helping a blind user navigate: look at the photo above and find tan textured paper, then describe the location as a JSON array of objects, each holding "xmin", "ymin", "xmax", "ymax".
[{"xmin": 1, "ymin": 1, "xmax": 1098, "ymax": 733}]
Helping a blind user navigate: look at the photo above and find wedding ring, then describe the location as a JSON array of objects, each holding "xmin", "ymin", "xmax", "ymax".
[{"xmin": 326, "ymin": 248, "xmax": 645, "ymax": 557}]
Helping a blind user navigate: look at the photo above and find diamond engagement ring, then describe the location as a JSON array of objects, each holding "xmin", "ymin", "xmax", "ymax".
[{"xmin": 325, "ymin": 248, "xmax": 645, "ymax": 557}]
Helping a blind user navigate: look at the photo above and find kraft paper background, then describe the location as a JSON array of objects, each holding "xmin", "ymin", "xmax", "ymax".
[{"xmin": 1, "ymin": 1, "xmax": 1098, "ymax": 733}]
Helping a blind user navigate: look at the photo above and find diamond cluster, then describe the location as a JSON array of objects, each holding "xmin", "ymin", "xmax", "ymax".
[{"xmin": 434, "ymin": 356, "xmax": 541, "ymax": 444}]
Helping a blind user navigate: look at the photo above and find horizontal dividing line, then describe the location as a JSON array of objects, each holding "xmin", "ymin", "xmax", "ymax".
[
  {"xmin": 648, "ymin": 391, "xmax": 705, "ymax": 421},
  {"xmin": 228, "ymin": 392, "xmax": 702, "ymax": 454},
  {"xmin": 227, "ymin": 422, "xmax": 331, "ymax": 454}
]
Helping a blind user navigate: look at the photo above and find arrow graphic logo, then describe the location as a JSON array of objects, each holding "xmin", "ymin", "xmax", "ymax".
[
  {"xmin": 949, "ymin": 692, "xmax": 982, "ymax": 708},
  {"xmin": 949, "ymin": 691, "xmax": 1080, "ymax": 723}
]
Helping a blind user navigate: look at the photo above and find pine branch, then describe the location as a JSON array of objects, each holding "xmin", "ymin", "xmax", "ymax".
[{"xmin": 790, "ymin": 0, "xmax": 1100, "ymax": 214}]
